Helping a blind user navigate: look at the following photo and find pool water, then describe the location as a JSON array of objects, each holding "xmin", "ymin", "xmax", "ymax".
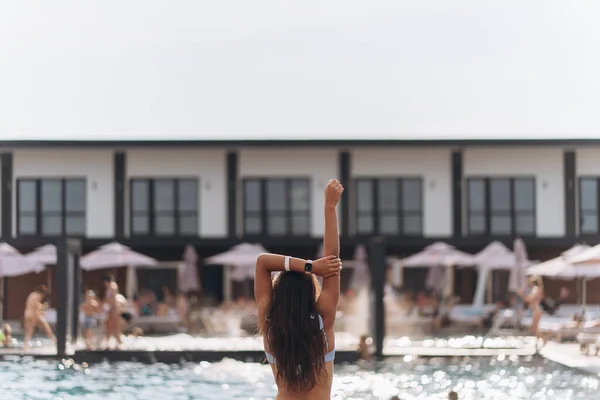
[{"xmin": 0, "ymin": 356, "xmax": 597, "ymax": 400}]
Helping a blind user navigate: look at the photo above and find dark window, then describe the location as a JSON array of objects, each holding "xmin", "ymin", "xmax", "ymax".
[
  {"xmin": 243, "ymin": 178, "xmax": 310, "ymax": 236},
  {"xmin": 130, "ymin": 178, "xmax": 198, "ymax": 236},
  {"xmin": 355, "ymin": 178, "xmax": 423, "ymax": 236},
  {"xmin": 579, "ymin": 177, "xmax": 599, "ymax": 234},
  {"xmin": 467, "ymin": 177, "xmax": 535, "ymax": 236},
  {"xmin": 17, "ymin": 178, "xmax": 86, "ymax": 236}
]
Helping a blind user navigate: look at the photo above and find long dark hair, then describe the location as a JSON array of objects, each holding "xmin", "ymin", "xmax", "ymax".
[{"xmin": 262, "ymin": 271, "xmax": 327, "ymax": 392}]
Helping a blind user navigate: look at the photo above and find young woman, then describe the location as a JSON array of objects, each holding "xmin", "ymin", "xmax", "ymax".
[
  {"xmin": 519, "ymin": 276, "xmax": 544, "ymax": 338},
  {"xmin": 23, "ymin": 285, "xmax": 56, "ymax": 350},
  {"xmin": 255, "ymin": 179, "xmax": 344, "ymax": 399},
  {"xmin": 103, "ymin": 274, "xmax": 121, "ymax": 346}
]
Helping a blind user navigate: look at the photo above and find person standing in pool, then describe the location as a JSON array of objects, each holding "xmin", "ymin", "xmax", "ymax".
[
  {"xmin": 103, "ymin": 274, "xmax": 121, "ymax": 346},
  {"xmin": 80, "ymin": 290, "xmax": 101, "ymax": 350},
  {"xmin": 23, "ymin": 285, "xmax": 56, "ymax": 350},
  {"xmin": 255, "ymin": 179, "xmax": 344, "ymax": 399}
]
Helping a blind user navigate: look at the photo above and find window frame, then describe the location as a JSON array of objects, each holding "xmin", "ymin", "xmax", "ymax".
[
  {"xmin": 466, "ymin": 176, "xmax": 536, "ymax": 236},
  {"xmin": 353, "ymin": 176, "xmax": 424, "ymax": 236},
  {"xmin": 242, "ymin": 177, "xmax": 312, "ymax": 237},
  {"xmin": 16, "ymin": 177, "xmax": 87, "ymax": 237},
  {"xmin": 578, "ymin": 176, "xmax": 600, "ymax": 235},
  {"xmin": 129, "ymin": 177, "xmax": 199, "ymax": 237}
]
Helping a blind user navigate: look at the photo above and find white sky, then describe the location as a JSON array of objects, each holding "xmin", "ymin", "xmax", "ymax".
[{"xmin": 1, "ymin": 0, "xmax": 599, "ymax": 141}]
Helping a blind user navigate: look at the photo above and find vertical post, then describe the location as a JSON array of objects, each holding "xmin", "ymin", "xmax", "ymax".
[
  {"xmin": 114, "ymin": 151, "xmax": 126, "ymax": 237},
  {"xmin": 226, "ymin": 151, "xmax": 238, "ymax": 237},
  {"xmin": 369, "ymin": 236, "xmax": 386, "ymax": 359},
  {"xmin": 71, "ymin": 248, "xmax": 82, "ymax": 341},
  {"xmin": 1, "ymin": 152, "xmax": 13, "ymax": 238},
  {"xmin": 223, "ymin": 265, "xmax": 232, "ymax": 302},
  {"xmin": 56, "ymin": 238, "xmax": 81, "ymax": 357},
  {"xmin": 338, "ymin": 151, "xmax": 351, "ymax": 237},
  {"xmin": 564, "ymin": 150, "xmax": 576, "ymax": 236},
  {"xmin": 451, "ymin": 150, "xmax": 463, "ymax": 237},
  {"xmin": 0, "ymin": 277, "xmax": 4, "ymax": 320},
  {"xmin": 56, "ymin": 239, "xmax": 69, "ymax": 357}
]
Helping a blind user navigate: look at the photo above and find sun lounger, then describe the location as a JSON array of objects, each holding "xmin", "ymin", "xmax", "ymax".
[
  {"xmin": 487, "ymin": 309, "xmax": 519, "ymax": 335},
  {"xmin": 132, "ymin": 314, "xmax": 181, "ymax": 333},
  {"xmin": 522, "ymin": 316, "xmax": 600, "ymax": 343},
  {"xmin": 449, "ymin": 305, "xmax": 495, "ymax": 326}
]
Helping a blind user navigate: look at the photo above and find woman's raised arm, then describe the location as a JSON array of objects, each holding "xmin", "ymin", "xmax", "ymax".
[{"xmin": 317, "ymin": 179, "xmax": 344, "ymax": 326}]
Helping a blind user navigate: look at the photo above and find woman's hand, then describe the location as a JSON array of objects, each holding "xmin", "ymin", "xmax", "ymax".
[
  {"xmin": 312, "ymin": 255, "xmax": 342, "ymax": 277},
  {"xmin": 325, "ymin": 179, "xmax": 344, "ymax": 208}
]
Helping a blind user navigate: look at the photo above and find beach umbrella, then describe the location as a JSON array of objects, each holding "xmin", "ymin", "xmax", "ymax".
[
  {"xmin": 205, "ymin": 243, "xmax": 267, "ymax": 274},
  {"xmin": 349, "ymin": 244, "xmax": 370, "ymax": 291},
  {"xmin": 402, "ymin": 242, "xmax": 476, "ymax": 268},
  {"xmin": 0, "ymin": 243, "xmax": 45, "ymax": 277},
  {"xmin": 80, "ymin": 242, "xmax": 158, "ymax": 299},
  {"xmin": 508, "ymin": 238, "xmax": 529, "ymax": 292},
  {"xmin": 526, "ymin": 244, "xmax": 590, "ymax": 277},
  {"xmin": 475, "ymin": 241, "xmax": 516, "ymax": 270},
  {"xmin": 473, "ymin": 241, "xmax": 516, "ymax": 307},
  {"xmin": 205, "ymin": 243, "xmax": 268, "ymax": 301},
  {"xmin": 25, "ymin": 244, "xmax": 57, "ymax": 265},
  {"xmin": 403, "ymin": 242, "xmax": 475, "ymax": 298},
  {"xmin": 80, "ymin": 242, "xmax": 158, "ymax": 271}
]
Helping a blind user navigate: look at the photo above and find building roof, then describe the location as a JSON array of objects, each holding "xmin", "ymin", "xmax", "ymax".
[{"xmin": 2, "ymin": 1, "xmax": 600, "ymax": 146}]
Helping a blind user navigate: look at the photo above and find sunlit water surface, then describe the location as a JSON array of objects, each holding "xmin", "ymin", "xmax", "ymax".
[{"xmin": 0, "ymin": 356, "xmax": 597, "ymax": 400}]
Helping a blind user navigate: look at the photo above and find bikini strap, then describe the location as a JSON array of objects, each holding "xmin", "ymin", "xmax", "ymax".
[{"xmin": 317, "ymin": 314, "xmax": 328, "ymax": 350}]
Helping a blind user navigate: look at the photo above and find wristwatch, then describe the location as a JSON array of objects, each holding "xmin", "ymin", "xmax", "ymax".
[{"xmin": 304, "ymin": 260, "xmax": 313, "ymax": 274}]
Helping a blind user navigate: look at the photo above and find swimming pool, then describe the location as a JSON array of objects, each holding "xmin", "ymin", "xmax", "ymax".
[{"xmin": 0, "ymin": 356, "xmax": 597, "ymax": 399}]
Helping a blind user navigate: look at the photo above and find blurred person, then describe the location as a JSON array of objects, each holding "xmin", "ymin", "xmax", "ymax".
[
  {"xmin": 1, "ymin": 323, "xmax": 12, "ymax": 347},
  {"xmin": 448, "ymin": 391, "xmax": 459, "ymax": 400},
  {"xmin": 541, "ymin": 287, "xmax": 569, "ymax": 316},
  {"xmin": 129, "ymin": 327, "xmax": 144, "ymax": 338},
  {"xmin": 357, "ymin": 334, "xmax": 372, "ymax": 361},
  {"xmin": 176, "ymin": 291, "xmax": 189, "ymax": 329},
  {"xmin": 80, "ymin": 290, "xmax": 101, "ymax": 350},
  {"xmin": 103, "ymin": 274, "xmax": 121, "ymax": 345},
  {"xmin": 518, "ymin": 277, "xmax": 544, "ymax": 345},
  {"xmin": 162, "ymin": 286, "xmax": 176, "ymax": 308},
  {"xmin": 23, "ymin": 285, "xmax": 55, "ymax": 350}
]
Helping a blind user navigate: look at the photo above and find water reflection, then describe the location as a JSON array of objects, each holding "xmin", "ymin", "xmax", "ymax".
[{"xmin": 0, "ymin": 357, "xmax": 597, "ymax": 400}]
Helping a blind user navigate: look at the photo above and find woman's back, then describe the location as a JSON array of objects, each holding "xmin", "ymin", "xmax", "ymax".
[{"xmin": 265, "ymin": 324, "xmax": 335, "ymax": 400}]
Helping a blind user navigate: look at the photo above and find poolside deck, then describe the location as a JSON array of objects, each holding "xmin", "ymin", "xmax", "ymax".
[
  {"xmin": 540, "ymin": 342, "xmax": 600, "ymax": 377},
  {"xmin": 1, "ymin": 333, "xmax": 540, "ymax": 364}
]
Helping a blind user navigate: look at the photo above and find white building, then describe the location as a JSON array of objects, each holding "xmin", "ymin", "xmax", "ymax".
[
  {"xmin": 1, "ymin": 140, "xmax": 594, "ymax": 241},
  {"xmin": 3, "ymin": 138, "xmax": 600, "ymax": 319}
]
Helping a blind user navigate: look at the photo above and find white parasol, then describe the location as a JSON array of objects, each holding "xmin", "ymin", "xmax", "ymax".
[
  {"xmin": 349, "ymin": 244, "xmax": 370, "ymax": 291},
  {"xmin": 402, "ymin": 242, "xmax": 476, "ymax": 268},
  {"xmin": 0, "ymin": 243, "xmax": 45, "ymax": 319},
  {"xmin": 473, "ymin": 241, "xmax": 517, "ymax": 307},
  {"xmin": 526, "ymin": 244, "xmax": 590, "ymax": 278},
  {"xmin": 403, "ymin": 242, "xmax": 475, "ymax": 297},
  {"xmin": 508, "ymin": 238, "xmax": 529, "ymax": 293},
  {"xmin": 0, "ymin": 243, "xmax": 45, "ymax": 277},
  {"xmin": 80, "ymin": 242, "xmax": 158, "ymax": 299},
  {"xmin": 205, "ymin": 243, "xmax": 268, "ymax": 301},
  {"xmin": 24, "ymin": 244, "xmax": 57, "ymax": 265},
  {"xmin": 475, "ymin": 241, "xmax": 516, "ymax": 270},
  {"xmin": 80, "ymin": 242, "xmax": 158, "ymax": 271}
]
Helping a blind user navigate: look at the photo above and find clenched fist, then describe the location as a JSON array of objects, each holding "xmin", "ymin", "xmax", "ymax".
[{"xmin": 325, "ymin": 179, "xmax": 344, "ymax": 208}]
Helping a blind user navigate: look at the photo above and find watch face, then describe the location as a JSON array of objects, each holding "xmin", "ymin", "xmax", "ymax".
[{"xmin": 304, "ymin": 262, "xmax": 313, "ymax": 273}]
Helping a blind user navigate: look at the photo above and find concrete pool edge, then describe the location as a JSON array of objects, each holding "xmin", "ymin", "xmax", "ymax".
[{"xmin": 1, "ymin": 347, "xmax": 538, "ymax": 365}]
